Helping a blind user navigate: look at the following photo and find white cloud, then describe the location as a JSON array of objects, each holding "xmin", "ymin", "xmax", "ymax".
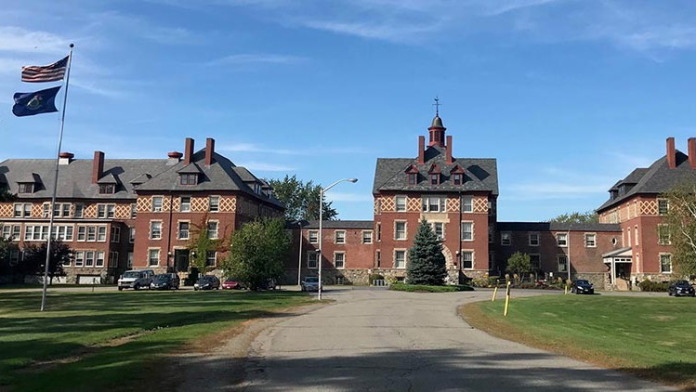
[
  {"xmin": 206, "ymin": 54, "xmax": 307, "ymax": 66},
  {"xmin": 0, "ymin": 26, "xmax": 70, "ymax": 54}
]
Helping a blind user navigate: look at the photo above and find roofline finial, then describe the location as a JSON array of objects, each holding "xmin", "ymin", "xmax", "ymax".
[{"xmin": 433, "ymin": 96, "xmax": 441, "ymax": 117}]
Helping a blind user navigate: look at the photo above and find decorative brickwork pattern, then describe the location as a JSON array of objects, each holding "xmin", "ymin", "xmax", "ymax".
[
  {"xmin": 220, "ymin": 196, "xmax": 236, "ymax": 212},
  {"xmin": 641, "ymin": 200, "xmax": 658, "ymax": 216},
  {"xmin": 381, "ymin": 197, "xmax": 395, "ymax": 212},
  {"xmin": 374, "ymin": 199, "xmax": 381, "ymax": 215},
  {"xmin": 0, "ymin": 204, "xmax": 12, "ymax": 218},
  {"xmin": 473, "ymin": 197, "xmax": 489, "ymax": 213},
  {"xmin": 85, "ymin": 205, "xmax": 97, "ymax": 218},
  {"xmin": 115, "ymin": 204, "xmax": 131, "ymax": 219},
  {"xmin": 162, "ymin": 197, "xmax": 171, "ymax": 212},
  {"xmin": 447, "ymin": 197, "xmax": 459, "ymax": 212},
  {"xmin": 31, "ymin": 203, "xmax": 42, "ymax": 218},
  {"xmin": 172, "ymin": 198, "xmax": 180, "ymax": 212},
  {"xmin": 407, "ymin": 197, "xmax": 420, "ymax": 212},
  {"xmin": 191, "ymin": 197, "xmax": 209, "ymax": 212}
]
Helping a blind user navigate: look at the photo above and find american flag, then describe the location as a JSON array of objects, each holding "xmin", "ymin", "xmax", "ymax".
[{"xmin": 21, "ymin": 56, "xmax": 68, "ymax": 83}]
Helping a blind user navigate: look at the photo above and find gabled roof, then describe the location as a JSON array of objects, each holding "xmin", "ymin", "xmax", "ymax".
[
  {"xmin": 597, "ymin": 151, "xmax": 696, "ymax": 212},
  {"xmin": 177, "ymin": 163, "xmax": 202, "ymax": 174},
  {"xmin": 373, "ymin": 145, "xmax": 498, "ymax": 195},
  {"xmin": 97, "ymin": 173, "xmax": 119, "ymax": 184},
  {"xmin": 18, "ymin": 172, "xmax": 41, "ymax": 183},
  {"xmin": 0, "ymin": 158, "xmax": 171, "ymax": 199}
]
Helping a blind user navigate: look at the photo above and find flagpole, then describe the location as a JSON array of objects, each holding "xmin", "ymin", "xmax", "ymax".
[{"xmin": 40, "ymin": 43, "xmax": 74, "ymax": 312}]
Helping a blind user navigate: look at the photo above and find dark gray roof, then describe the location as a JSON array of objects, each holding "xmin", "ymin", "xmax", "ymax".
[
  {"xmin": 177, "ymin": 163, "xmax": 202, "ymax": 174},
  {"xmin": 300, "ymin": 220, "xmax": 374, "ymax": 229},
  {"xmin": 602, "ymin": 247, "xmax": 632, "ymax": 258},
  {"xmin": 597, "ymin": 151, "xmax": 696, "ymax": 212},
  {"xmin": 97, "ymin": 173, "xmax": 119, "ymax": 184},
  {"xmin": 497, "ymin": 222, "xmax": 621, "ymax": 232},
  {"xmin": 373, "ymin": 146, "xmax": 499, "ymax": 195},
  {"xmin": 0, "ymin": 158, "xmax": 172, "ymax": 199}
]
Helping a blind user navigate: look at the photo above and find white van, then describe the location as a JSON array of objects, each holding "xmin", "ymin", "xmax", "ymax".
[{"xmin": 117, "ymin": 269, "xmax": 155, "ymax": 291}]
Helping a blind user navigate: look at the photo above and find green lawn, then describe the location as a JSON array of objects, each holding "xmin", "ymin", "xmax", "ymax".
[
  {"xmin": 465, "ymin": 295, "xmax": 696, "ymax": 388},
  {"xmin": 0, "ymin": 289, "xmax": 314, "ymax": 391}
]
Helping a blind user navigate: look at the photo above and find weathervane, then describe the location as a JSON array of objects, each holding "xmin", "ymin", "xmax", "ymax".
[{"xmin": 433, "ymin": 96, "xmax": 442, "ymax": 116}]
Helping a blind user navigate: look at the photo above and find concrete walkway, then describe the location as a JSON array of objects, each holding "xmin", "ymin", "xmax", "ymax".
[{"xmin": 240, "ymin": 287, "xmax": 675, "ymax": 392}]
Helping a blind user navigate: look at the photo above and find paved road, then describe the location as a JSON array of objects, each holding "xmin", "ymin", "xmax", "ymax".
[{"xmin": 240, "ymin": 288, "xmax": 676, "ymax": 392}]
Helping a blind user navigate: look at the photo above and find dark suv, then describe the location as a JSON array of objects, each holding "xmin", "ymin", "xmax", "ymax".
[
  {"xmin": 668, "ymin": 280, "xmax": 695, "ymax": 297},
  {"xmin": 150, "ymin": 273, "xmax": 180, "ymax": 290},
  {"xmin": 194, "ymin": 275, "xmax": 221, "ymax": 291}
]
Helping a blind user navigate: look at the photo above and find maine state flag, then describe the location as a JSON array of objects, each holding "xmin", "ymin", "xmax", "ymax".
[{"xmin": 12, "ymin": 86, "xmax": 61, "ymax": 117}]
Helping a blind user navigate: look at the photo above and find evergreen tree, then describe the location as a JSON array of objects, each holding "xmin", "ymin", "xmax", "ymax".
[
  {"xmin": 506, "ymin": 252, "xmax": 532, "ymax": 276},
  {"xmin": 407, "ymin": 220, "xmax": 447, "ymax": 285}
]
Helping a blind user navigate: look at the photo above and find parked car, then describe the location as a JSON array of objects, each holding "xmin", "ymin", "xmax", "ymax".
[
  {"xmin": 194, "ymin": 275, "xmax": 221, "ymax": 291},
  {"xmin": 150, "ymin": 273, "xmax": 180, "ymax": 290},
  {"xmin": 301, "ymin": 276, "xmax": 320, "ymax": 292},
  {"xmin": 222, "ymin": 278, "xmax": 243, "ymax": 290},
  {"xmin": 118, "ymin": 269, "xmax": 155, "ymax": 291},
  {"xmin": 668, "ymin": 280, "xmax": 695, "ymax": 297},
  {"xmin": 571, "ymin": 279, "xmax": 594, "ymax": 294},
  {"xmin": 258, "ymin": 278, "xmax": 277, "ymax": 291}
]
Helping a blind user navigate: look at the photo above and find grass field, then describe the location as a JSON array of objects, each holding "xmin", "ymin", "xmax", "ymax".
[
  {"xmin": 0, "ymin": 288, "xmax": 314, "ymax": 392},
  {"xmin": 463, "ymin": 295, "xmax": 696, "ymax": 389}
]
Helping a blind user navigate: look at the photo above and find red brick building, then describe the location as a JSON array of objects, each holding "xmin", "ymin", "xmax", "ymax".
[{"xmin": 0, "ymin": 137, "xmax": 283, "ymax": 283}]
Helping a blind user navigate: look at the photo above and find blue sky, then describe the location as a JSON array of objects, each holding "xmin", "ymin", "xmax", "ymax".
[{"xmin": 2, "ymin": 0, "xmax": 696, "ymax": 222}]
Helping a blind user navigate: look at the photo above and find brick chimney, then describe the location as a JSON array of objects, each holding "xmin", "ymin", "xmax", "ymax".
[
  {"xmin": 205, "ymin": 138, "xmax": 215, "ymax": 166},
  {"xmin": 446, "ymin": 135, "xmax": 453, "ymax": 165},
  {"xmin": 58, "ymin": 152, "xmax": 74, "ymax": 165},
  {"xmin": 184, "ymin": 138, "xmax": 194, "ymax": 165},
  {"xmin": 667, "ymin": 137, "xmax": 676, "ymax": 169},
  {"xmin": 418, "ymin": 136, "xmax": 425, "ymax": 164},
  {"xmin": 92, "ymin": 151, "xmax": 104, "ymax": 184},
  {"xmin": 689, "ymin": 138, "xmax": 696, "ymax": 169}
]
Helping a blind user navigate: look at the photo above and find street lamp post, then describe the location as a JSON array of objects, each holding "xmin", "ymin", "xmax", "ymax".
[
  {"xmin": 318, "ymin": 177, "xmax": 358, "ymax": 300},
  {"xmin": 296, "ymin": 220, "xmax": 305, "ymax": 287}
]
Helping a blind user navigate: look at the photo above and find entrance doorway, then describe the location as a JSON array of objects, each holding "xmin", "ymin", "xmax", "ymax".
[{"xmin": 174, "ymin": 249, "xmax": 190, "ymax": 272}]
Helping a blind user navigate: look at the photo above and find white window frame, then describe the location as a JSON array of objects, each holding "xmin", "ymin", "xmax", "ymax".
[
  {"xmin": 307, "ymin": 251, "xmax": 318, "ymax": 269},
  {"xmin": 461, "ymin": 250, "xmax": 474, "ymax": 270},
  {"xmin": 148, "ymin": 248, "xmax": 160, "ymax": 267},
  {"xmin": 209, "ymin": 196, "xmax": 220, "ymax": 212},
  {"xmin": 362, "ymin": 230, "xmax": 373, "ymax": 244},
  {"xmin": 422, "ymin": 196, "xmax": 446, "ymax": 213},
  {"xmin": 660, "ymin": 253, "xmax": 672, "ymax": 273},
  {"xmin": 658, "ymin": 224, "xmax": 671, "ymax": 245},
  {"xmin": 461, "ymin": 221, "xmax": 473, "ymax": 241},
  {"xmin": 96, "ymin": 251, "xmax": 105, "ymax": 267},
  {"xmin": 432, "ymin": 222, "xmax": 445, "ymax": 240},
  {"xmin": 207, "ymin": 221, "xmax": 219, "ymax": 239},
  {"xmin": 334, "ymin": 252, "xmax": 345, "ymax": 269},
  {"xmin": 75, "ymin": 251, "xmax": 84, "ymax": 267},
  {"xmin": 308, "ymin": 230, "xmax": 318, "ymax": 244},
  {"xmin": 394, "ymin": 249, "xmax": 407, "ymax": 269},
  {"xmin": 395, "ymin": 196, "xmax": 407, "ymax": 212},
  {"xmin": 635, "ymin": 225, "xmax": 639, "ymax": 245},
  {"xmin": 129, "ymin": 227, "xmax": 135, "ymax": 243},
  {"xmin": 556, "ymin": 233, "xmax": 568, "ymax": 247},
  {"xmin": 97, "ymin": 226, "xmax": 107, "ymax": 242},
  {"xmin": 152, "ymin": 196, "xmax": 163, "ymax": 212},
  {"xmin": 206, "ymin": 251, "xmax": 217, "ymax": 267},
  {"xmin": 178, "ymin": 221, "xmax": 190, "ymax": 240},
  {"xmin": 557, "ymin": 255, "xmax": 568, "ymax": 272},
  {"xmin": 97, "ymin": 203, "xmax": 115, "ymax": 219},
  {"xmin": 14, "ymin": 203, "xmax": 32, "ymax": 218},
  {"xmin": 111, "ymin": 226, "xmax": 121, "ymax": 243},
  {"xmin": 180, "ymin": 196, "xmax": 191, "ymax": 212},
  {"xmin": 394, "ymin": 221, "xmax": 407, "ymax": 240},
  {"xmin": 657, "ymin": 198, "xmax": 669, "ymax": 215},
  {"xmin": 127, "ymin": 252, "xmax": 133, "ymax": 268},
  {"xmin": 75, "ymin": 203, "xmax": 84, "ymax": 218},
  {"xmin": 150, "ymin": 221, "xmax": 162, "ymax": 240},
  {"xmin": 109, "ymin": 251, "xmax": 119, "ymax": 268},
  {"xmin": 528, "ymin": 233, "xmax": 540, "ymax": 246},
  {"xmin": 461, "ymin": 195, "xmax": 473, "ymax": 213},
  {"xmin": 584, "ymin": 233, "xmax": 596, "ymax": 248},
  {"xmin": 335, "ymin": 230, "xmax": 346, "ymax": 244}
]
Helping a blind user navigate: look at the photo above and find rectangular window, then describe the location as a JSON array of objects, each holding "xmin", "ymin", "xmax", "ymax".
[
  {"xmin": 97, "ymin": 226, "xmax": 107, "ymax": 242},
  {"xmin": 206, "ymin": 251, "xmax": 216, "ymax": 266},
  {"xmin": 308, "ymin": 230, "xmax": 318, "ymax": 244},
  {"xmin": 75, "ymin": 251, "xmax": 84, "ymax": 267},
  {"xmin": 334, "ymin": 252, "xmax": 345, "ymax": 269},
  {"xmin": 178, "ymin": 222, "xmax": 190, "ymax": 240},
  {"xmin": 75, "ymin": 203, "xmax": 84, "ymax": 218},
  {"xmin": 529, "ymin": 233, "xmax": 540, "ymax": 246},
  {"xmin": 43, "ymin": 203, "xmax": 50, "ymax": 218},
  {"xmin": 85, "ymin": 251, "xmax": 95, "ymax": 267},
  {"xmin": 376, "ymin": 223, "xmax": 381, "ymax": 242},
  {"xmin": 180, "ymin": 174, "xmax": 198, "ymax": 185},
  {"xmin": 335, "ymin": 230, "xmax": 346, "ymax": 244},
  {"xmin": 127, "ymin": 252, "xmax": 133, "ymax": 268},
  {"xmin": 109, "ymin": 251, "xmax": 119, "ymax": 268},
  {"xmin": 558, "ymin": 255, "xmax": 568, "ymax": 272},
  {"xmin": 430, "ymin": 173, "xmax": 439, "ymax": 185},
  {"xmin": 376, "ymin": 250, "xmax": 381, "ymax": 268},
  {"xmin": 461, "ymin": 196, "xmax": 473, "ymax": 213},
  {"xmin": 111, "ymin": 226, "xmax": 121, "ymax": 243},
  {"xmin": 395, "ymin": 196, "xmax": 407, "ymax": 212},
  {"xmin": 530, "ymin": 254, "xmax": 541, "ymax": 270},
  {"xmin": 148, "ymin": 249, "xmax": 160, "ymax": 266},
  {"xmin": 395, "ymin": 221, "xmax": 407, "ymax": 240},
  {"xmin": 556, "ymin": 233, "xmax": 568, "ymax": 247},
  {"xmin": 209, "ymin": 196, "xmax": 220, "ymax": 212},
  {"xmin": 658, "ymin": 199, "xmax": 669, "ymax": 215},
  {"xmin": 130, "ymin": 203, "xmax": 137, "ymax": 218},
  {"xmin": 462, "ymin": 251, "xmax": 473, "ymax": 269},
  {"xmin": 635, "ymin": 226, "xmax": 639, "ymax": 245},
  {"xmin": 658, "ymin": 224, "xmax": 671, "ymax": 245},
  {"xmin": 660, "ymin": 253, "xmax": 672, "ymax": 273},
  {"xmin": 99, "ymin": 184, "xmax": 115, "ymax": 194},
  {"xmin": 18, "ymin": 183, "xmax": 34, "ymax": 193},
  {"xmin": 307, "ymin": 251, "xmax": 318, "ymax": 269},
  {"xmin": 431, "ymin": 222, "xmax": 444, "ymax": 240},
  {"xmin": 14, "ymin": 203, "xmax": 32, "ymax": 218},
  {"xmin": 87, "ymin": 226, "xmax": 97, "ymax": 242},
  {"xmin": 180, "ymin": 197, "xmax": 191, "ymax": 212},
  {"xmin": 96, "ymin": 251, "xmax": 105, "ymax": 267},
  {"xmin": 97, "ymin": 204, "xmax": 115, "ymax": 218},
  {"xmin": 461, "ymin": 222, "xmax": 473, "ymax": 241},
  {"xmin": 501, "ymin": 232, "xmax": 511, "ymax": 246},
  {"xmin": 585, "ymin": 233, "xmax": 596, "ymax": 248},
  {"xmin": 150, "ymin": 221, "xmax": 162, "ymax": 240},
  {"xmin": 453, "ymin": 173, "xmax": 463, "ymax": 185},
  {"xmin": 152, "ymin": 196, "xmax": 163, "ymax": 212},
  {"xmin": 129, "ymin": 227, "xmax": 135, "ymax": 243},
  {"xmin": 395, "ymin": 250, "xmax": 406, "ymax": 269},
  {"xmin": 77, "ymin": 226, "xmax": 86, "ymax": 241},
  {"xmin": 362, "ymin": 230, "xmax": 373, "ymax": 244},
  {"xmin": 207, "ymin": 221, "xmax": 219, "ymax": 239},
  {"xmin": 422, "ymin": 196, "xmax": 446, "ymax": 212},
  {"xmin": 408, "ymin": 173, "xmax": 417, "ymax": 185}
]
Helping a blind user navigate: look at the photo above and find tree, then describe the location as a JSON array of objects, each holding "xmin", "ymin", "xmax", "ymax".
[
  {"xmin": 267, "ymin": 175, "xmax": 338, "ymax": 221},
  {"xmin": 406, "ymin": 220, "xmax": 447, "ymax": 285},
  {"xmin": 186, "ymin": 214, "xmax": 228, "ymax": 275},
  {"xmin": 21, "ymin": 240, "xmax": 73, "ymax": 284},
  {"xmin": 548, "ymin": 211, "xmax": 598, "ymax": 223},
  {"xmin": 506, "ymin": 252, "xmax": 532, "ymax": 277},
  {"xmin": 221, "ymin": 218, "xmax": 290, "ymax": 290},
  {"xmin": 665, "ymin": 183, "xmax": 696, "ymax": 278},
  {"xmin": 0, "ymin": 228, "xmax": 18, "ymax": 277}
]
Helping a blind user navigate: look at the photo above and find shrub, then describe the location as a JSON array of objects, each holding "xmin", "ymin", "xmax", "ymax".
[
  {"xmin": 471, "ymin": 277, "xmax": 489, "ymax": 288},
  {"xmin": 369, "ymin": 273, "xmax": 384, "ymax": 282},
  {"xmin": 638, "ymin": 279, "xmax": 670, "ymax": 292}
]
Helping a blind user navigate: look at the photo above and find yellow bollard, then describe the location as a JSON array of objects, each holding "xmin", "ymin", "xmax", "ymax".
[
  {"xmin": 503, "ymin": 281, "xmax": 511, "ymax": 316},
  {"xmin": 492, "ymin": 286, "xmax": 499, "ymax": 302},
  {"xmin": 564, "ymin": 284, "xmax": 568, "ymax": 295}
]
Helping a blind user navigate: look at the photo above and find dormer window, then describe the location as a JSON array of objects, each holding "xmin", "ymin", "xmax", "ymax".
[
  {"xmin": 430, "ymin": 174, "xmax": 440, "ymax": 185},
  {"xmin": 18, "ymin": 183, "xmax": 34, "ymax": 193},
  {"xmin": 408, "ymin": 173, "xmax": 417, "ymax": 185},
  {"xmin": 180, "ymin": 173, "xmax": 198, "ymax": 186},
  {"xmin": 99, "ymin": 184, "xmax": 115, "ymax": 194},
  {"xmin": 452, "ymin": 173, "xmax": 463, "ymax": 185}
]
